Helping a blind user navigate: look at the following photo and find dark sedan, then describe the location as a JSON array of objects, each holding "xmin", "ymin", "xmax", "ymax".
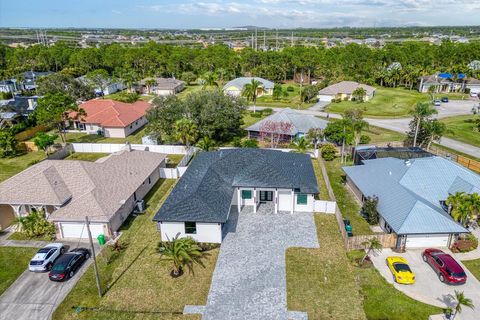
[
  {"xmin": 48, "ymin": 248, "xmax": 90, "ymax": 281},
  {"xmin": 422, "ymin": 248, "xmax": 467, "ymax": 285}
]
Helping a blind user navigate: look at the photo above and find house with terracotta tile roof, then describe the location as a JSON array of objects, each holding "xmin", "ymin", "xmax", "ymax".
[{"xmin": 70, "ymin": 99, "xmax": 150, "ymax": 138}]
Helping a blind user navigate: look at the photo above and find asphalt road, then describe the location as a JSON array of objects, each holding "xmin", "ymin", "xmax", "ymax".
[{"xmin": 251, "ymin": 99, "xmax": 480, "ymax": 158}]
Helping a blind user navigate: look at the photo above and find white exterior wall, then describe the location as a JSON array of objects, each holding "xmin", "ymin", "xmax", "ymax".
[
  {"xmin": 278, "ymin": 190, "xmax": 293, "ymax": 212},
  {"xmin": 83, "ymin": 123, "xmax": 102, "ymax": 134},
  {"xmin": 318, "ymin": 94, "xmax": 333, "ymax": 102},
  {"xmin": 154, "ymin": 89, "xmax": 174, "ymax": 96},
  {"xmin": 104, "ymin": 127, "xmax": 127, "ymax": 138},
  {"xmin": 158, "ymin": 221, "xmax": 223, "ymax": 243},
  {"xmin": 293, "ymin": 193, "xmax": 315, "ymax": 212}
]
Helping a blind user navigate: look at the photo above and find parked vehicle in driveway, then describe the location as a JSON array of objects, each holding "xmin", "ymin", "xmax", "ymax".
[
  {"xmin": 386, "ymin": 256, "xmax": 416, "ymax": 284},
  {"xmin": 422, "ymin": 248, "xmax": 467, "ymax": 285},
  {"xmin": 441, "ymin": 97, "xmax": 449, "ymax": 103},
  {"xmin": 48, "ymin": 248, "xmax": 90, "ymax": 281},
  {"xmin": 434, "ymin": 100, "xmax": 441, "ymax": 106},
  {"xmin": 29, "ymin": 243, "xmax": 65, "ymax": 272}
]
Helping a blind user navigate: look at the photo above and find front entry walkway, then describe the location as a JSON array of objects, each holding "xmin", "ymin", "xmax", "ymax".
[{"xmin": 186, "ymin": 207, "xmax": 319, "ymax": 320}]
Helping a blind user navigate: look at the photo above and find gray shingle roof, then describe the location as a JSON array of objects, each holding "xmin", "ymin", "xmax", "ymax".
[
  {"xmin": 0, "ymin": 150, "xmax": 166, "ymax": 223},
  {"xmin": 223, "ymin": 77, "xmax": 274, "ymax": 91},
  {"xmin": 153, "ymin": 149, "xmax": 318, "ymax": 223},
  {"xmin": 140, "ymin": 77, "xmax": 184, "ymax": 90},
  {"xmin": 343, "ymin": 157, "xmax": 473, "ymax": 235},
  {"xmin": 246, "ymin": 108, "xmax": 328, "ymax": 135},
  {"xmin": 318, "ymin": 81, "xmax": 376, "ymax": 95}
]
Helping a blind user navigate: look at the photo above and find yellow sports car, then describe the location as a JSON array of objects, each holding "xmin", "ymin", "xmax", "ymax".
[{"xmin": 386, "ymin": 256, "xmax": 416, "ymax": 284}]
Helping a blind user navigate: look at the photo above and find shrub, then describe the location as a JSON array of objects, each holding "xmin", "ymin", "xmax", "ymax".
[
  {"xmin": 242, "ymin": 139, "xmax": 258, "ymax": 148},
  {"xmin": 14, "ymin": 211, "xmax": 56, "ymax": 240},
  {"xmin": 14, "ymin": 125, "xmax": 49, "ymax": 141},
  {"xmin": 112, "ymin": 92, "xmax": 140, "ymax": 103},
  {"xmin": 362, "ymin": 196, "xmax": 379, "ymax": 225},
  {"xmin": 359, "ymin": 135, "xmax": 371, "ymax": 144},
  {"xmin": 262, "ymin": 108, "xmax": 273, "ymax": 116},
  {"xmin": 232, "ymin": 137, "xmax": 242, "ymax": 147},
  {"xmin": 250, "ymin": 111, "xmax": 263, "ymax": 118},
  {"xmin": 451, "ymin": 234, "xmax": 478, "ymax": 253},
  {"xmin": 321, "ymin": 143, "xmax": 337, "ymax": 161},
  {"xmin": 0, "ymin": 91, "xmax": 13, "ymax": 99},
  {"xmin": 286, "ymin": 86, "xmax": 294, "ymax": 92}
]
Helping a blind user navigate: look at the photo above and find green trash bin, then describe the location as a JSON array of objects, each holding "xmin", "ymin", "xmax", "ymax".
[
  {"xmin": 345, "ymin": 225, "xmax": 352, "ymax": 233},
  {"xmin": 97, "ymin": 234, "xmax": 106, "ymax": 245}
]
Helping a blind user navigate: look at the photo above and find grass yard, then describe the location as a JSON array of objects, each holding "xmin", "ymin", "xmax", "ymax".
[
  {"xmin": 104, "ymin": 91, "xmax": 155, "ymax": 102},
  {"xmin": 0, "ymin": 247, "xmax": 38, "ymax": 295},
  {"xmin": 7, "ymin": 232, "xmax": 51, "ymax": 241},
  {"xmin": 362, "ymin": 125, "xmax": 406, "ymax": 145},
  {"xmin": 53, "ymin": 179, "xmax": 218, "ymax": 320},
  {"xmin": 177, "ymin": 84, "xmax": 203, "ymax": 100},
  {"xmin": 311, "ymin": 158, "xmax": 330, "ymax": 201},
  {"xmin": 166, "ymin": 154, "xmax": 185, "ymax": 168},
  {"xmin": 64, "ymin": 153, "xmax": 110, "ymax": 162},
  {"xmin": 325, "ymin": 87, "xmax": 430, "ymax": 118},
  {"xmin": 286, "ymin": 215, "xmax": 367, "ymax": 320},
  {"xmin": 440, "ymin": 115, "xmax": 480, "ymax": 148},
  {"xmin": 241, "ymin": 111, "xmax": 268, "ymax": 129},
  {"xmin": 462, "ymin": 259, "xmax": 480, "ymax": 281},
  {"xmin": 324, "ymin": 158, "xmax": 373, "ymax": 235},
  {"xmin": 347, "ymin": 251, "xmax": 443, "ymax": 320},
  {"xmin": 256, "ymin": 84, "xmax": 314, "ymax": 110},
  {"xmin": 0, "ymin": 151, "xmax": 46, "ymax": 183},
  {"xmin": 55, "ymin": 127, "xmax": 147, "ymax": 145}
]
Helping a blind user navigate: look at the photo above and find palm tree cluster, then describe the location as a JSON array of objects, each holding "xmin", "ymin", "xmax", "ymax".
[
  {"xmin": 405, "ymin": 102, "xmax": 447, "ymax": 149},
  {"xmin": 158, "ymin": 234, "xmax": 207, "ymax": 277},
  {"xmin": 446, "ymin": 192, "xmax": 480, "ymax": 226},
  {"xmin": 15, "ymin": 210, "xmax": 56, "ymax": 240}
]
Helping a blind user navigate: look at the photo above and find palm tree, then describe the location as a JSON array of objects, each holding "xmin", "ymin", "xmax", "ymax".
[
  {"xmin": 144, "ymin": 78, "xmax": 157, "ymax": 95},
  {"xmin": 425, "ymin": 119, "xmax": 447, "ymax": 151},
  {"xmin": 361, "ymin": 237, "xmax": 382, "ymax": 264},
  {"xmin": 446, "ymin": 192, "xmax": 471, "ymax": 226},
  {"xmin": 196, "ymin": 136, "xmax": 217, "ymax": 151},
  {"xmin": 411, "ymin": 102, "xmax": 438, "ymax": 147},
  {"xmin": 306, "ymin": 128, "xmax": 324, "ymax": 151},
  {"xmin": 158, "ymin": 235, "xmax": 206, "ymax": 277},
  {"xmin": 173, "ymin": 118, "xmax": 198, "ymax": 147},
  {"xmin": 451, "ymin": 290, "xmax": 474, "ymax": 320},
  {"xmin": 242, "ymin": 78, "xmax": 263, "ymax": 113},
  {"xmin": 293, "ymin": 136, "xmax": 310, "ymax": 153}
]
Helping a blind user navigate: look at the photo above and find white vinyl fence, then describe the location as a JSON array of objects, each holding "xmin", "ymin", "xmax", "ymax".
[
  {"xmin": 314, "ymin": 200, "xmax": 337, "ymax": 214},
  {"xmin": 159, "ymin": 147, "xmax": 197, "ymax": 179},
  {"xmin": 71, "ymin": 143, "xmax": 188, "ymax": 155}
]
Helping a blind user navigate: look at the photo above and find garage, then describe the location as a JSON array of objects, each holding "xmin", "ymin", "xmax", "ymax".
[
  {"xmin": 60, "ymin": 222, "xmax": 106, "ymax": 239},
  {"xmin": 405, "ymin": 234, "xmax": 449, "ymax": 248},
  {"xmin": 318, "ymin": 94, "xmax": 333, "ymax": 102},
  {"xmin": 0, "ymin": 204, "xmax": 16, "ymax": 229}
]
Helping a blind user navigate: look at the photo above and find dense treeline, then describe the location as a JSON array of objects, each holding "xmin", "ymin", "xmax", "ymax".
[{"xmin": 1, "ymin": 41, "xmax": 479, "ymax": 86}]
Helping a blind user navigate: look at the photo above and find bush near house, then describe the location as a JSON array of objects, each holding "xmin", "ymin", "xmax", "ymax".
[{"xmin": 451, "ymin": 234, "xmax": 478, "ymax": 253}]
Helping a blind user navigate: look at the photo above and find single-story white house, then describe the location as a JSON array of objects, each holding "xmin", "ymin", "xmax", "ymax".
[
  {"xmin": 466, "ymin": 78, "xmax": 480, "ymax": 95},
  {"xmin": 223, "ymin": 77, "xmax": 274, "ymax": 97},
  {"xmin": 70, "ymin": 99, "xmax": 150, "ymax": 138},
  {"xmin": 138, "ymin": 77, "xmax": 185, "ymax": 96},
  {"xmin": 76, "ymin": 75, "xmax": 127, "ymax": 96},
  {"xmin": 343, "ymin": 156, "xmax": 473, "ymax": 249},
  {"xmin": 318, "ymin": 81, "xmax": 376, "ymax": 102},
  {"xmin": 0, "ymin": 149, "xmax": 166, "ymax": 239},
  {"xmin": 153, "ymin": 149, "xmax": 319, "ymax": 243}
]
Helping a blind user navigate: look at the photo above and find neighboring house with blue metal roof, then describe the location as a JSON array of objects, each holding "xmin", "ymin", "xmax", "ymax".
[
  {"xmin": 223, "ymin": 77, "xmax": 274, "ymax": 97},
  {"xmin": 343, "ymin": 156, "xmax": 473, "ymax": 249},
  {"xmin": 246, "ymin": 108, "xmax": 329, "ymax": 142},
  {"xmin": 153, "ymin": 149, "xmax": 319, "ymax": 243}
]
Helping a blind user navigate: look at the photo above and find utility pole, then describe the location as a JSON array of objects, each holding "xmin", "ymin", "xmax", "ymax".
[
  {"xmin": 255, "ymin": 28, "xmax": 258, "ymax": 51},
  {"xmin": 291, "ymin": 32, "xmax": 294, "ymax": 46},
  {"xmin": 85, "ymin": 216, "xmax": 102, "ymax": 297},
  {"xmin": 276, "ymin": 29, "xmax": 278, "ymax": 51},
  {"xmin": 263, "ymin": 31, "xmax": 266, "ymax": 50},
  {"xmin": 341, "ymin": 125, "xmax": 346, "ymax": 164},
  {"xmin": 251, "ymin": 33, "xmax": 254, "ymax": 49}
]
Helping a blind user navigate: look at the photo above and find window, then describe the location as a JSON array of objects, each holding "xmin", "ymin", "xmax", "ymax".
[
  {"xmin": 148, "ymin": 177, "xmax": 151, "ymax": 184},
  {"xmin": 297, "ymin": 194, "xmax": 308, "ymax": 205},
  {"xmin": 241, "ymin": 190, "xmax": 252, "ymax": 199},
  {"xmin": 185, "ymin": 222, "xmax": 197, "ymax": 234},
  {"xmin": 134, "ymin": 192, "xmax": 137, "ymax": 201}
]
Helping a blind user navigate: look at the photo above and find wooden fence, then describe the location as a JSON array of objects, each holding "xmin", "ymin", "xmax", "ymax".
[
  {"xmin": 429, "ymin": 145, "xmax": 480, "ymax": 174},
  {"xmin": 345, "ymin": 233, "xmax": 398, "ymax": 251}
]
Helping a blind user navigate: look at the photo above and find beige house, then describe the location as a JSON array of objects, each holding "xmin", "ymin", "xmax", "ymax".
[
  {"xmin": 223, "ymin": 77, "xmax": 274, "ymax": 97},
  {"xmin": 138, "ymin": 77, "xmax": 185, "ymax": 96},
  {"xmin": 318, "ymin": 81, "xmax": 376, "ymax": 102},
  {"xmin": 0, "ymin": 149, "xmax": 166, "ymax": 239}
]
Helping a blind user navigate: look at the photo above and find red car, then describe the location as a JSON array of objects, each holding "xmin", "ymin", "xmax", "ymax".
[{"xmin": 422, "ymin": 248, "xmax": 467, "ymax": 285}]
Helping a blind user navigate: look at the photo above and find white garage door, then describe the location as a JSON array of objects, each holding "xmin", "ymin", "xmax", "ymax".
[
  {"xmin": 60, "ymin": 222, "xmax": 105, "ymax": 239},
  {"xmin": 405, "ymin": 234, "xmax": 449, "ymax": 248},
  {"xmin": 318, "ymin": 94, "xmax": 333, "ymax": 102}
]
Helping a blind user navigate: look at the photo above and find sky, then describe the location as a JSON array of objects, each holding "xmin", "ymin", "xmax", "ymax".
[{"xmin": 1, "ymin": 0, "xmax": 480, "ymax": 29}]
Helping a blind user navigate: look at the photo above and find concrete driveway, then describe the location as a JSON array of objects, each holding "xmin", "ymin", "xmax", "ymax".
[
  {"xmin": 0, "ymin": 243, "xmax": 96, "ymax": 320},
  {"xmin": 370, "ymin": 249, "xmax": 480, "ymax": 320},
  {"xmin": 185, "ymin": 208, "xmax": 319, "ymax": 320}
]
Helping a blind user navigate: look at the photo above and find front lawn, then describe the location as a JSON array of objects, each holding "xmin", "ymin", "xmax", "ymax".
[
  {"xmin": 325, "ymin": 87, "xmax": 430, "ymax": 118},
  {"xmin": 53, "ymin": 179, "xmax": 218, "ymax": 320},
  {"xmin": 462, "ymin": 258, "xmax": 480, "ymax": 281},
  {"xmin": 324, "ymin": 158, "xmax": 373, "ymax": 235},
  {"xmin": 362, "ymin": 125, "xmax": 406, "ymax": 145},
  {"xmin": 0, "ymin": 151, "xmax": 46, "ymax": 183},
  {"xmin": 440, "ymin": 115, "xmax": 480, "ymax": 148},
  {"xmin": 286, "ymin": 215, "xmax": 367, "ymax": 319},
  {"xmin": 0, "ymin": 247, "xmax": 38, "ymax": 295},
  {"xmin": 241, "ymin": 111, "xmax": 268, "ymax": 129},
  {"xmin": 64, "ymin": 152, "xmax": 110, "ymax": 162},
  {"xmin": 7, "ymin": 232, "xmax": 51, "ymax": 241},
  {"xmin": 347, "ymin": 251, "xmax": 443, "ymax": 320},
  {"xmin": 166, "ymin": 154, "xmax": 185, "ymax": 168},
  {"xmin": 256, "ymin": 83, "xmax": 314, "ymax": 109},
  {"xmin": 55, "ymin": 127, "xmax": 147, "ymax": 145}
]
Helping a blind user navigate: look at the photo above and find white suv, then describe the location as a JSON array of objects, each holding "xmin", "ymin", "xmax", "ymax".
[{"xmin": 29, "ymin": 243, "xmax": 65, "ymax": 272}]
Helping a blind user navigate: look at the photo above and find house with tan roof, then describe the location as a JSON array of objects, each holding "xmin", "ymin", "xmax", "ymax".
[
  {"xmin": 70, "ymin": 99, "xmax": 150, "ymax": 138},
  {"xmin": 318, "ymin": 81, "xmax": 376, "ymax": 102},
  {"xmin": 138, "ymin": 77, "xmax": 185, "ymax": 96},
  {"xmin": 0, "ymin": 149, "xmax": 166, "ymax": 239}
]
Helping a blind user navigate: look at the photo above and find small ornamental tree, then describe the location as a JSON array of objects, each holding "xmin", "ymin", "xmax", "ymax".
[
  {"xmin": 362, "ymin": 196, "xmax": 379, "ymax": 225},
  {"xmin": 158, "ymin": 234, "xmax": 207, "ymax": 277},
  {"xmin": 0, "ymin": 130, "xmax": 17, "ymax": 158},
  {"xmin": 361, "ymin": 237, "xmax": 382, "ymax": 264},
  {"xmin": 258, "ymin": 120, "xmax": 293, "ymax": 148},
  {"xmin": 33, "ymin": 132, "xmax": 58, "ymax": 155},
  {"xmin": 352, "ymin": 87, "xmax": 367, "ymax": 102},
  {"xmin": 320, "ymin": 143, "xmax": 337, "ymax": 161},
  {"xmin": 86, "ymin": 69, "xmax": 112, "ymax": 97},
  {"xmin": 181, "ymin": 72, "xmax": 197, "ymax": 85}
]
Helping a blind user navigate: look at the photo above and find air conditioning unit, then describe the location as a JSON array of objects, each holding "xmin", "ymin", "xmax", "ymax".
[{"xmin": 135, "ymin": 200, "xmax": 145, "ymax": 213}]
